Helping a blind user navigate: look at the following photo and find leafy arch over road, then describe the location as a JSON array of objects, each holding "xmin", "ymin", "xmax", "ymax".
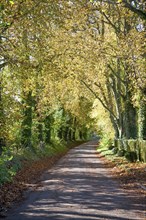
[
  {"xmin": 0, "ymin": 0, "xmax": 145, "ymax": 157},
  {"xmin": 90, "ymin": 0, "xmax": 146, "ymax": 20}
]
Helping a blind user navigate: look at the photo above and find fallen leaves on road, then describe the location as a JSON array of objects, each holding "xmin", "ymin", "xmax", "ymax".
[
  {"xmin": 0, "ymin": 141, "xmax": 84, "ymax": 217},
  {"xmin": 0, "ymin": 142, "xmax": 145, "ymax": 218},
  {"xmin": 98, "ymin": 152, "xmax": 146, "ymax": 209},
  {"xmin": 0, "ymin": 153, "xmax": 66, "ymax": 215}
]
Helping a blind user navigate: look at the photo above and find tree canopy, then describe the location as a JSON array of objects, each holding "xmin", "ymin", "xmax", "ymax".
[{"xmin": 0, "ymin": 0, "xmax": 145, "ymax": 153}]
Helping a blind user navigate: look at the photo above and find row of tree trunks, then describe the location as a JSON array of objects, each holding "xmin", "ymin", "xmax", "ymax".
[{"xmin": 57, "ymin": 115, "xmax": 88, "ymax": 142}]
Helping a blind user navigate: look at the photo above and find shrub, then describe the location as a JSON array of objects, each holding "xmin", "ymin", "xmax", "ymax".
[
  {"xmin": 108, "ymin": 145, "xmax": 115, "ymax": 150},
  {"xmin": 115, "ymin": 139, "xmax": 146, "ymax": 162},
  {"xmin": 125, "ymin": 151, "xmax": 137, "ymax": 162},
  {"xmin": 0, "ymin": 151, "xmax": 15, "ymax": 185},
  {"xmin": 112, "ymin": 147, "xmax": 118, "ymax": 155},
  {"xmin": 99, "ymin": 135, "xmax": 113, "ymax": 149},
  {"xmin": 117, "ymin": 149, "xmax": 125, "ymax": 157}
]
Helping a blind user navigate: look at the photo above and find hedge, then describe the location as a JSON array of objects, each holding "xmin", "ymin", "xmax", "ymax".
[{"xmin": 114, "ymin": 139, "xmax": 146, "ymax": 162}]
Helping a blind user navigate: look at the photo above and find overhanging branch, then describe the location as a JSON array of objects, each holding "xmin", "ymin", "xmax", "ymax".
[{"xmin": 80, "ymin": 78, "xmax": 118, "ymax": 120}]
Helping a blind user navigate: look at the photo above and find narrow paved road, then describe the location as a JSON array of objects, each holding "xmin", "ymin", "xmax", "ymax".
[{"xmin": 6, "ymin": 141, "xmax": 145, "ymax": 220}]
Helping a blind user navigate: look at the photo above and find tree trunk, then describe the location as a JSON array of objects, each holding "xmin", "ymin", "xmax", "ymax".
[
  {"xmin": 63, "ymin": 126, "xmax": 69, "ymax": 141},
  {"xmin": 83, "ymin": 129, "xmax": 88, "ymax": 140},
  {"xmin": 68, "ymin": 127, "xmax": 72, "ymax": 141},
  {"xmin": 72, "ymin": 130, "xmax": 76, "ymax": 141},
  {"xmin": 0, "ymin": 61, "xmax": 8, "ymax": 152},
  {"xmin": 21, "ymin": 91, "xmax": 33, "ymax": 148},
  {"xmin": 124, "ymin": 93, "xmax": 137, "ymax": 139},
  {"xmin": 44, "ymin": 115, "xmax": 51, "ymax": 144},
  {"xmin": 58, "ymin": 127, "xmax": 63, "ymax": 140},
  {"xmin": 138, "ymin": 101, "xmax": 146, "ymax": 139},
  {"xmin": 0, "ymin": 80, "xmax": 6, "ymax": 153},
  {"xmin": 79, "ymin": 130, "xmax": 83, "ymax": 140},
  {"xmin": 38, "ymin": 122, "xmax": 43, "ymax": 142},
  {"xmin": 72, "ymin": 117, "xmax": 77, "ymax": 141},
  {"xmin": 143, "ymin": 104, "xmax": 146, "ymax": 140},
  {"xmin": 109, "ymin": 113, "xmax": 120, "ymax": 139}
]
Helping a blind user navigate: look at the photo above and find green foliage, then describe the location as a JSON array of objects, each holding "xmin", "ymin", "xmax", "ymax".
[
  {"xmin": 21, "ymin": 91, "xmax": 33, "ymax": 148},
  {"xmin": 112, "ymin": 147, "xmax": 118, "ymax": 155},
  {"xmin": 31, "ymin": 140, "xmax": 67, "ymax": 159},
  {"xmin": 97, "ymin": 134, "xmax": 115, "ymax": 158},
  {"xmin": 99, "ymin": 135, "xmax": 113, "ymax": 149},
  {"xmin": 125, "ymin": 151, "xmax": 137, "ymax": 163},
  {"xmin": 0, "ymin": 149, "xmax": 15, "ymax": 185},
  {"xmin": 0, "ymin": 0, "xmax": 145, "ymax": 186},
  {"xmin": 0, "ymin": 137, "xmax": 68, "ymax": 185},
  {"xmin": 117, "ymin": 149, "xmax": 126, "ymax": 157},
  {"xmin": 108, "ymin": 145, "xmax": 114, "ymax": 150},
  {"xmin": 138, "ymin": 140, "xmax": 146, "ymax": 162},
  {"xmin": 115, "ymin": 139, "xmax": 146, "ymax": 162}
]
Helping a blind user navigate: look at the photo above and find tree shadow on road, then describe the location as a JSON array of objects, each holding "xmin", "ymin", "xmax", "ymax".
[{"xmin": 6, "ymin": 141, "xmax": 145, "ymax": 220}]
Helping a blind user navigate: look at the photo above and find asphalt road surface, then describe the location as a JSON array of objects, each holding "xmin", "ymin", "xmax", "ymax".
[{"xmin": 6, "ymin": 141, "xmax": 145, "ymax": 220}]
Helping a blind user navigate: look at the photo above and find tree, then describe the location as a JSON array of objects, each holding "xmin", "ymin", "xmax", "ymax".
[
  {"xmin": 0, "ymin": 0, "xmax": 145, "ymax": 156},
  {"xmin": 90, "ymin": 0, "xmax": 146, "ymax": 20}
]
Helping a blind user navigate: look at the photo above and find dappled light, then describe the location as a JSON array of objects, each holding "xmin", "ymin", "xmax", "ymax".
[
  {"xmin": 0, "ymin": 0, "xmax": 146, "ymax": 218},
  {"xmin": 6, "ymin": 142, "xmax": 145, "ymax": 220}
]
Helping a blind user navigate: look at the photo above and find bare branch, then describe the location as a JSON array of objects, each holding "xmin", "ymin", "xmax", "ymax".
[{"xmin": 80, "ymin": 78, "xmax": 118, "ymax": 120}]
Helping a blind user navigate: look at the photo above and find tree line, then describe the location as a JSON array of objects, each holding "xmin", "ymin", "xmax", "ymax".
[{"xmin": 0, "ymin": 0, "xmax": 145, "ymax": 154}]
